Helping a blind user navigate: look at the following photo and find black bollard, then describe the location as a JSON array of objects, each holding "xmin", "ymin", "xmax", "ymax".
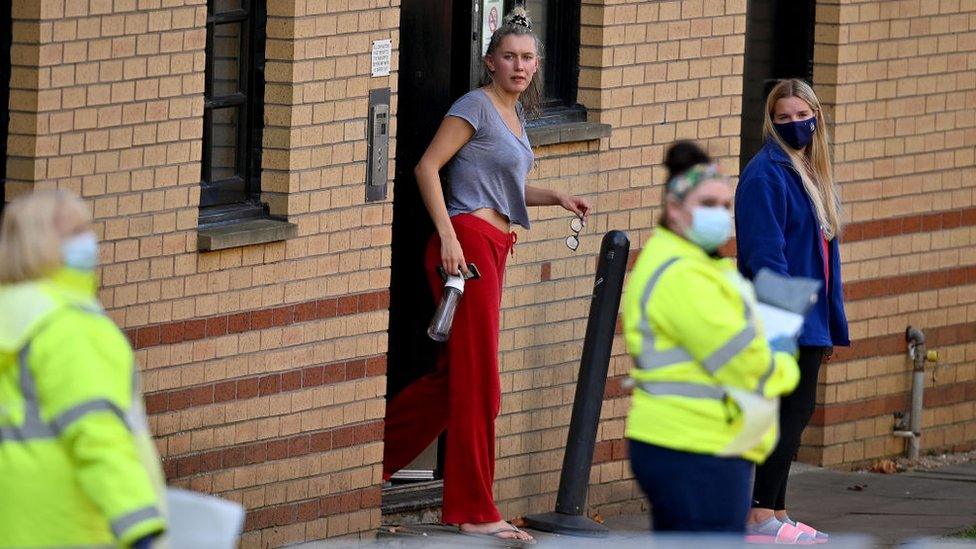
[{"xmin": 523, "ymin": 230, "xmax": 630, "ymax": 537}]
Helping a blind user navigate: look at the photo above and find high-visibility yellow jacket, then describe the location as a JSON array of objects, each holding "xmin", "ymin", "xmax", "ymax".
[
  {"xmin": 0, "ymin": 268, "xmax": 167, "ymax": 548},
  {"xmin": 623, "ymin": 228, "xmax": 800, "ymax": 464}
]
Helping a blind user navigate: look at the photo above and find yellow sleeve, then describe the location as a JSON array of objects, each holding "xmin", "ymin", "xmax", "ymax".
[{"xmin": 31, "ymin": 311, "xmax": 165, "ymax": 546}]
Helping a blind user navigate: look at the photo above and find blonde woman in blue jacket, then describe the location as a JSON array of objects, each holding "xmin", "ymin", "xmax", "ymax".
[{"xmin": 736, "ymin": 79, "xmax": 849, "ymax": 542}]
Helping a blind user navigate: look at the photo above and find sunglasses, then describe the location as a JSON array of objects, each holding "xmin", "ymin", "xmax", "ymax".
[{"xmin": 565, "ymin": 216, "xmax": 585, "ymax": 251}]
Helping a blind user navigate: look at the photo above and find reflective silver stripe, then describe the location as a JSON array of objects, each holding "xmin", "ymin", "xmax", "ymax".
[
  {"xmin": 701, "ymin": 323, "xmax": 757, "ymax": 373},
  {"xmin": 0, "ymin": 307, "xmax": 137, "ymax": 442},
  {"xmin": 52, "ymin": 399, "xmax": 128, "ymax": 434},
  {"xmin": 111, "ymin": 506, "xmax": 162, "ymax": 538},
  {"xmin": 636, "ymin": 258, "xmax": 693, "ymax": 370},
  {"xmin": 0, "ymin": 345, "xmax": 57, "ymax": 442},
  {"xmin": 639, "ymin": 381, "xmax": 726, "ymax": 400},
  {"xmin": 755, "ymin": 354, "xmax": 776, "ymax": 396}
]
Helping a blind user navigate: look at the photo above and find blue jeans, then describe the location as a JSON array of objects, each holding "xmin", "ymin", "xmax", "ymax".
[{"xmin": 629, "ymin": 439, "xmax": 753, "ymax": 533}]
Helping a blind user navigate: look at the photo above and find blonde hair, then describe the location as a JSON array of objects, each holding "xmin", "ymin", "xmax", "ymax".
[
  {"xmin": 0, "ymin": 189, "xmax": 92, "ymax": 284},
  {"xmin": 480, "ymin": 6, "xmax": 544, "ymax": 116},
  {"xmin": 763, "ymin": 79, "xmax": 841, "ymax": 240}
]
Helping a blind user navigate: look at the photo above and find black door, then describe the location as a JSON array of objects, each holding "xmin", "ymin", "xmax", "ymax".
[
  {"xmin": 0, "ymin": 0, "xmax": 11, "ymax": 212},
  {"xmin": 739, "ymin": 0, "xmax": 816, "ymax": 168},
  {"xmin": 386, "ymin": 0, "xmax": 478, "ymax": 480}
]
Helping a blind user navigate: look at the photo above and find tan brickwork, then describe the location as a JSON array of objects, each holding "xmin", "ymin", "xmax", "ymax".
[
  {"xmin": 4, "ymin": 0, "xmax": 396, "ymax": 545},
  {"xmin": 806, "ymin": 0, "xmax": 976, "ymax": 467},
  {"xmin": 5, "ymin": 0, "xmax": 976, "ymax": 544}
]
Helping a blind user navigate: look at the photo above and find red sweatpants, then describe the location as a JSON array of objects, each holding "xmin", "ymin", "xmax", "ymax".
[{"xmin": 383, "ymin": 213, "xmax": 514, "ymax": 525}]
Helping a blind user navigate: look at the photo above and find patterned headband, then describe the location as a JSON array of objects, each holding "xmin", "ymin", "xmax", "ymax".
[
  {"xmin": 666, "ymin": 163, "xmax": 725, "ymax": 199},
  {"xmin": 508, "ymin": 13, "xmax": 532, "ymax": 30}
]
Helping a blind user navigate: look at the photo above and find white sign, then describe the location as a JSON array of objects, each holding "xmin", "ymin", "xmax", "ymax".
[
  {"xmin": 481, "ymin": 0, "xmax": 504, "ymax": 55},
  {"xmin": 371, "ymin": 39, "xmax": 392, "ymax": 77}
]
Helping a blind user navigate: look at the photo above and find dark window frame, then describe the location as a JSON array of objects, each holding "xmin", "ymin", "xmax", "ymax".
[
  {"xmin": 506, "ymin": 0, "xmax": 586, "ymax": 127},
  {"xmin": 200, "ymin": 0, "xmax": 268, "ymax": 226},
  {"xmin": 0, "ymin": 0, "xmax": 10, "ymax": 213}
]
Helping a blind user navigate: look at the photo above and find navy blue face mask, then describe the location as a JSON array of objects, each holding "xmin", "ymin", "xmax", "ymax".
[{"xmin": 774, "ymin": 117, "xmax": 816, "ymax": 150}]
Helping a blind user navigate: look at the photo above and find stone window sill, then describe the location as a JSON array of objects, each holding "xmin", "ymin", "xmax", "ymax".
[
  {"xmin": 197, "ymin": 218, "xmax": 298, "ymax": 251},
  {"xmin": 526, "ymin": 121, "xmax": 612, "ymax": 147}
]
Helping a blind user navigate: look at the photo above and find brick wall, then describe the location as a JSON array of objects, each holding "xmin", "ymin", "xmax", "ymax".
[
  {"xmin": 5, "ymin": 0, "xmax": 976, "ymax": 544},
  {"xmin": 4, "ymin": 0, "xmax": 397, "ymax": 546},
  {"xmin": 800, "ymin": 0, "xmax": 976, "ymax": 467}
]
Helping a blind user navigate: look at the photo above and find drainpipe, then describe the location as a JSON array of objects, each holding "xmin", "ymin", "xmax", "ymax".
[{"xmin": 893, "ymin": 326, "xmax": 938, "ymax": 461}]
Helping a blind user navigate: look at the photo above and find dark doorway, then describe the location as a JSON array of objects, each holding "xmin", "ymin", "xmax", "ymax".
[
  {"xmin": 385, "ymin": 0, "xmax": 479, "ymax": 488},
  {"xmin": 739, "ymin": 0, "xmax": 816, "ymax": 169},
  {"xmin": 0, "ymin": 0, "xmax": 11, "ymax": 212}
]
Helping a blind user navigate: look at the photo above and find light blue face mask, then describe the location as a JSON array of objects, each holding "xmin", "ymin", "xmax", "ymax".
[
  {"xmin": 62, "ymin": 231, "xmax": 99, "ymax": 271},
  {"xmin": 686, "ymin": 206, "xmax": 732, "ymax": 252}
]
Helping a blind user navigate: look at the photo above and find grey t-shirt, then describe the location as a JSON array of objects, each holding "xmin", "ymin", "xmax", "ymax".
[{"xmin": 444, "ymin": 89, "xmax": 534, "ymax": 229}]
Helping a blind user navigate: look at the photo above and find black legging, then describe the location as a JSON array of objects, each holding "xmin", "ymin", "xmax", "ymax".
[{"xmin": 752, "ymin": 346, "xmax": 828, "ymax": 509}]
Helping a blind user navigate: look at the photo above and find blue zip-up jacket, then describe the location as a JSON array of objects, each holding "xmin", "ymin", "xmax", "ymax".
[{"xmin": 735, "ymin": 140, "xmax": 850, "ymax": 347}]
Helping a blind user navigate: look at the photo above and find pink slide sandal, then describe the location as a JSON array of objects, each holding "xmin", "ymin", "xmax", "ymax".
[{"xmin": 746, "ymin": 518, "xmax": 816, "ymax": 544}]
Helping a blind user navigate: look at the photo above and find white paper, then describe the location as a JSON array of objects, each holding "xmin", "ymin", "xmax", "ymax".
[
  {"xmin": 756, "ymin": 302, "xmax": 805, "ymax": 341},
  {"xmin": 371, "ymin": 39, "xmax": 392, "ymax": 77},
  {"xmin": 166, "ymin": 488, "xmax": 245, "ymax": 549},
  {"xmin": 718, "ymin": 387, "xmax": 779, "ymax": 457}
]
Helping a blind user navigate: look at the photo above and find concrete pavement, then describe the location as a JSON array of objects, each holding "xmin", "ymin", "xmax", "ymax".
[{"xmin": 293, "ymin": 460, "xmax": 976, "ymax": 547}]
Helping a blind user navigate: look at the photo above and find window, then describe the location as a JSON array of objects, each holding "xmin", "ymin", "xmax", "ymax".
[
  {"xmin": 507, "ymin": 0, "xmax": 584, "ymax": 126},
  {"xmin": 201, "ymin": 0, "xmax": 267, "ymax": 225}
]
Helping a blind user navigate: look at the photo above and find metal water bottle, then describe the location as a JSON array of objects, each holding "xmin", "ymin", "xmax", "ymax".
[{"xmin": 427, "ymin": 275, "xmax": 465, "ymax": 342}]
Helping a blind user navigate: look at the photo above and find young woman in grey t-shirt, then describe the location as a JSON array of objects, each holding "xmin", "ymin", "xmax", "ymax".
[{"xmin": 382, "ymin": 7, "xmax": 590, "ymax": 544}]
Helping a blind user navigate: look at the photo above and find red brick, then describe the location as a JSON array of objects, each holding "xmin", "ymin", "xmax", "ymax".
[
  {"xmin": 317, "ymin": 298, "xmax": 338, "ymax": 318},
  {"xmin": 251, "ymin": 309, "xmax": 274, "ymax": 330},
  {"xmin": 183, "ymin": 319, "xmax": 206, "ymax": 340},
  {"xmin": 214, "ymin": 380, "xmax": 236, "ymax": 402},
  {"xmin": 136, "ymin": 326, "xmax": 161, "ymax": 348},
  {"xmin": 541, "ymin": 261, "xmax": 551, "ymax": 281},
  {"xmin": 281, "ymin": 370, "xmax": 302, "ymax": 391},
  {"xmin": 227, "ymin": 312, "xmax": 250, "ymax": 333},
  {"xmin": 296, "ymin": 302, "xmax": 317, "ymax": 322},
  {"xmin": 297, "ymin": 500, "xmax": 320, "ymax": 521},
  {"xmin": 303, "ymin": 366, "xmax": 324, "ymax": 387},
  {"xmin": 145, "ymin": 392, "xmax": 167, "ymax": 414},
  {"xmin": 259, "ymin": 374, "xmax": 281, "ymax": 396},
  {"xmin": 223, "ymin": 446, "xmax": 245, "ymax": 467},
  {"xmin": 337, "ymin": 295, "xmax": 359, "ymax": 315},
  {"xmin": 205, "ymin": 315, "xmax": 228, "ymax": 337},
  {"xmin": 245, "ymin": 443, "xmax": 267, "ymax": 465},
  {"xmin": 271, "ymin": 306, "xmax": 295, "ymax": 326},
  {"xmin": 267, "ymin": 439, "xmax": 289, "ymax": 460},
  {"xmin": 160, "ymin": 321, "xmax": 185, "ymax": 344},
  {"xmin": 376, "ymin": 290, "xmax": 391, "ymax": 309},
  {"xmin": 310, "ymin": 432, "xmax": 332, "ymax": 452},
  {"xmin": 332, "ymin": 425, "xmax": 357, "ymax": 448},
  {"xmin": 366, "ymin": 355, "xmax": 386, "ymax": 377},
  {"xmin": 323, "ymin": 364, "xmax": 344, "ymax": 384},
  {"xmin": 237, "ymin": 377, "xmax": 260, "ymax": 399},
  {"xmin": 289, "ymin": 435, "xmax": 310, "ymax": 457},
  {"xmin": 345, "ymin": 359, "xmax": 366, "ymax": 379}
]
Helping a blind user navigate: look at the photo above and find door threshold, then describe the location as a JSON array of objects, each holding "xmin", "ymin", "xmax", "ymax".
[{"xmin": 382, "ymin": 479, "xmax": 443, "ymax": 516}]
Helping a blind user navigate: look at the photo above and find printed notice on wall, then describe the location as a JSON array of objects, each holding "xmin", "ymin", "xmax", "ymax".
[
  {"xmin": 371, "ymin": 39, "xmax": 392, "ymax": 77},
  {"xmin": 481, "ymin": 0, "xmax": 504, "ymax": 55}
]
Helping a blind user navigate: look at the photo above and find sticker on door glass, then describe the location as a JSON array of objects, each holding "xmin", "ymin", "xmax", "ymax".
[{"xmin": 481, "ymin": 0, "xmax": 504, "ymax": 55}]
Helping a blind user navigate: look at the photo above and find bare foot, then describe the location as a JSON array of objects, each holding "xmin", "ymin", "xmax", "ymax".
[
  {"xmin": 748, "ymin": 507, "xmax": 776, "ymax": 525},
  {"xmin": 460, "ymin": 520, "xmax": 534, "ymax": 542}
]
